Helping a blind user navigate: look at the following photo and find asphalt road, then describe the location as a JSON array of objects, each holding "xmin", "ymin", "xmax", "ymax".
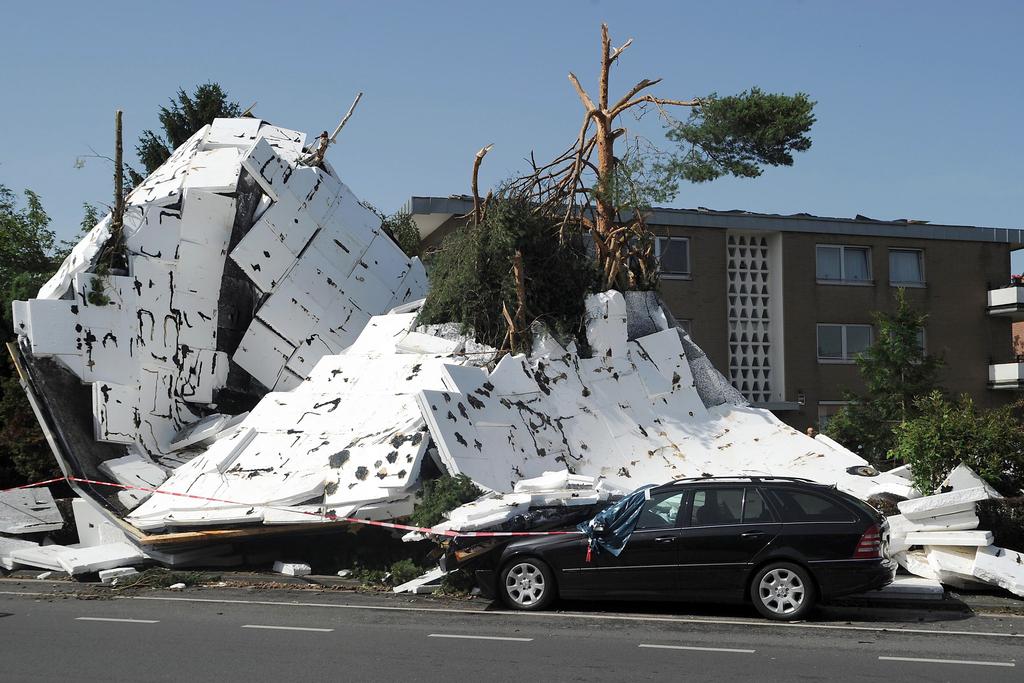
[{"xmin": 0, "ymin": 581, "xmax": 1021, "ymax": 682}]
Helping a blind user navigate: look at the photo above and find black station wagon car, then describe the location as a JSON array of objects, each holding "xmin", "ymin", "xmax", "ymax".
[{"xmin": 475, "ymin": 477, "xmax": 894, "ymax": 620}]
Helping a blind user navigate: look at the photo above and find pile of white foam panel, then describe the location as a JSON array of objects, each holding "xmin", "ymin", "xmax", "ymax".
[
  {"xmin": 890, "ymin": 464, "xmax": 1023, "ymax": 596},
  {"xmin": 126, "ymin": 314, "xmax": 485, "ymax": 530},
  {"xmin": 420, "ymin": 291, "xmax": 908, "ymax": 502},
  {"xmin": 12, "ymin": 117, "xmax": 427, "ymax": 508},
  {"xmin": 125, "ymin": 291, "xmax": 908, "ymax": 533}
]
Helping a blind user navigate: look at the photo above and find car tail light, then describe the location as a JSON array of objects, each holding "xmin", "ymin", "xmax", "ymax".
[{"xmin": 853, "ymin": 524, "xmax": 882, "ymax": 559}]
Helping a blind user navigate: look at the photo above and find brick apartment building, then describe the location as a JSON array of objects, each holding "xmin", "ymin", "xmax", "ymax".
[{"xmin": 406, "ymin": 196, "xmax": 1023, "ymax": 432}]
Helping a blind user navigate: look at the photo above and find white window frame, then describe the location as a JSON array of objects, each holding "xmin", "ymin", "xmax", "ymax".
[
  {"xmin": 655, "ymin": 236, "xmax": 691, "ymax": 278},
  {"xmin": 889, "ymin": 248, "xmax": 926, "ymax": 287},
  {"xmin": 816, "ymin": 323, "xmax": 873, "ymax": 363},
  {"xmin": 815, "ymin": 244, "xmax": 873, "ymax": 285}
]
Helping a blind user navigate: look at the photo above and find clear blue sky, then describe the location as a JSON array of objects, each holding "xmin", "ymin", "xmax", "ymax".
[{"xmin": 2, "ymin": 1, "xmax": 1021, "ymax": 263}]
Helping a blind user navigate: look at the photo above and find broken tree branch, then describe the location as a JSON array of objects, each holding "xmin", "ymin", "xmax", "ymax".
[
  {"xmin": 302, "ymin": 91, "xmax": 364, "ymax": 166},
  {"xmin": 609, "ymin": 78, "xmax": 663, "ymax": 116},
  {"xmin": 609, "ymin": 37, "xmax": 633, "ymax": 63},
  {"xmin": 330, "ymin": 91, "xmax": 363, "ymax": 144},
  {"xmin": 472, "ymin": 143, "xmax": 494, "ymax": 225},
  {"xmin": 616, "ymin": 94, "xmax": 702, "ymax": 117},
  {"xmin": 567, "ymin": 72, "xmax": 597, "ymax": 112}
]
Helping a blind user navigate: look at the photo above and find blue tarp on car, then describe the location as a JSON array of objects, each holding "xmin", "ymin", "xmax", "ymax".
[{"xmin": 578, "ymin": 484, "xmax": 656, "ymax": 557}]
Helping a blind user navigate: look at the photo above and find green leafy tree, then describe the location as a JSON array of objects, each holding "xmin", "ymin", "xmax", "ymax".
[
  {"xmin": 136, "ymin": 82, "xmax": 241, "ymax": 174},
  {"xmin": 0, "ymin": 186, "xmax": 64, "ymax": 487},
  {"xmin": 418, "ymin": 193, "xmax": 598, "ymax": 352},
  {"xmin": 890, "ymin": 392, "xmax": 1024, "ymax": 496},
  {"xmin": 826, "ymin": 289, "xmax": 944, "ymax": 466},
  {"xmin": 408, "ymin": 475, "xmax": 483, "ymax": 528},
  {"xmin": 381, "ymin": 211, "xmax": 422, "ymax": 258},
  {"xmin": 0, "ymin": 186, "xmax": 57, "ymax": 286}
]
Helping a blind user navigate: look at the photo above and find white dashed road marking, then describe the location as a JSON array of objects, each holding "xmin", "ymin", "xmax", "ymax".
[
  {"xmin": 428, "ymin": 633, "xmax": 533, "ymax": 642},
  {"xmin": 76, "ymin": 617, "xmax": 159, "ymax": 624},
  {"xmin": 639, "ymin": 644, "xmax": 755, "ymax": 654},
  {"xmin": 879, "ymin": 656, "xmax": 1015, "ymax": 668},
  {"xmin": 241, "ymin": 624, "xmax": 334, "ymax": 633}
]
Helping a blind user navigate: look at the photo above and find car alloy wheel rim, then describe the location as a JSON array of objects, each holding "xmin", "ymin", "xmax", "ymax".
[
  {"xmin": 505, "ymin": 562, "xmax": 546, "ymax": 606},
  {"xmin": 758, "ymin": 568, "xmax": 805, "ymax": 615}
]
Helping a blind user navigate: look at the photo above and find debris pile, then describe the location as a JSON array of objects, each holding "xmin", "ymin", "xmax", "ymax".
[
  {"xmin": 4, "ymin": 117, "xmax": 1021, "ymax": 602},
  {"xmin": 889, "ymin": 464, "xmax": 1023, "ymax": 597}
]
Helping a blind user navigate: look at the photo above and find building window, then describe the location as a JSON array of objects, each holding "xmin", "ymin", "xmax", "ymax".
[
  {"xmin": 816, "ymin": 245, "xmax": 871, "ymax": 283},
  {"xmin": 817, "ymin": 324, "xmax": 873, "ymax": 362},
  {"xmin": 889, "ymin": 249, "xmax": 925, "ymax": 286},
  {"xmin": 656, "ymin": 236, "xmax": 690, "ymax": 277},
  {"xmin": 817, "ymin": 401, "xmax": 849, "ymax": 430},
  {"xmin": 916, "ymin": 328, "xmax": 926, "ymax": 352}
]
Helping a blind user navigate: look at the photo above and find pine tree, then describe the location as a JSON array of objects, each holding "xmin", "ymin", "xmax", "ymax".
[{"xmin": 136, "ymin": 82, "xmax": 241, "ymax": 174}]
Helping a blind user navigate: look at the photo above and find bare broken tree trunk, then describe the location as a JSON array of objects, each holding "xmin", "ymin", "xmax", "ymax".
[
  {"xmin": 560, "ymin": 24, "xmax": 703, "ymax": 290},
  {"xmin": 111, "ymin": 110, "xmax": 125, "ymax": 238},
  {"xmin": 472, "ymin": 144, "xmax": 494, "ymax": 225}
]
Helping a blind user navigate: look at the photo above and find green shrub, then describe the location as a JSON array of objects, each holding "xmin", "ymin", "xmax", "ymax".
[
  {"xmin": 888, "ymin": 391, "xmax": 1024, "ymax": 496},
  {"xmin": 409, "ymin": 474, "xmax": 482, "ymax": 528},
  {"xmin": 439, "ymin": 568, "xmax": 476, "ymax": 596},
  {"xmin": 382, "ymin": 211, "xmax": 422, "ymax": 258},
  {"xmin": 417, "ymin": 194, "xmax": 597, "ymax": 352},
  {"xmin": 388, "ymin": 559, "xmax": 424, "ymax": 586},
  {"xmin": 977, "ymin": 498, "xmax": 1024, "ymax": 553}
]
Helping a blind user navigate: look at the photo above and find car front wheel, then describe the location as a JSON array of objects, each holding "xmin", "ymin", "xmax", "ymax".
[
  {"xmin": 499, "ymin": 558, "xmax": 556, "ymax": 610},
  {"xmin": 750, "ymin": 562, "xmax": 816, "ymax": 621}
]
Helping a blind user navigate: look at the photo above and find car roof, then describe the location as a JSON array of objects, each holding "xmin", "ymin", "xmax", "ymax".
[{"xmin": 653, "ymin": 476, "xmax": 835, "ymax": 492}]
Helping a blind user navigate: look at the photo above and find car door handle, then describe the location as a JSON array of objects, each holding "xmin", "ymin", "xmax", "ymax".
[
  {"xmin": 740, "ymin": 531, "xmax": 766, "ymax": 539},
  {"xmin": 654, "ymin": 536, "xmax": 677, "ymax": 544}
]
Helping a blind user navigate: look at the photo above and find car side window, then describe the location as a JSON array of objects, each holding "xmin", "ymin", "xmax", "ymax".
[
  {"xmin": 742, "ymin": 488, "xmax": 775, "ymax": 523},
  {"xmin": 635, "ymin": 491, "xmax": 685, "ymax": 530},
  {"xmin": 689, "ymin": 488, "xmax": 743, "ymax": 526},
  {"xmin": 768, "ymin": 489, "xmax": 856, "ymax": 523}
]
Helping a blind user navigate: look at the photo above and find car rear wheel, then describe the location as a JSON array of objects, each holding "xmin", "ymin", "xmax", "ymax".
[
  {"xmin": 500, "ymin": 558, "xmax": 556, "ymax": 610},
  {"xmin": 750, "ymin": 562, "xmax": 816, "ymax": 621}
]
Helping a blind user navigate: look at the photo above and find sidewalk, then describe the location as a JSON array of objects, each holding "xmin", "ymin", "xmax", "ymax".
[{"xmin": 3, "ymin": 568, "xmax": 1022, "ymax": 616}]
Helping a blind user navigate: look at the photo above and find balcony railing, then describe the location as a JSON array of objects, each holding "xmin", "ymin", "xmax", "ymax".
[
  {"xmin": 988, "ymin": 285, "xmax": 1024, "ymax": 320},
  {"xmin": 989, "ymin": 362, "xmax": 1024, "ymax": 390}
]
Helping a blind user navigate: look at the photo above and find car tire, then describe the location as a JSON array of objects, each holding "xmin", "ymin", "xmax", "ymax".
[
  {"xmin": 499, "ymin": 557, "xmax": 556, "ymax": 611},
  {"xmin": 750, "ymin": 562, "xmax": 816, "ymax": 621}
]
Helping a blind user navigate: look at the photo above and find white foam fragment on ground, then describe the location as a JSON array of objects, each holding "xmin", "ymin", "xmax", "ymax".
[
  {"xmin": 99, "ymin": 567, "xmax": 139, "ymax": 584},
  {"xmin": 8, "ymin": 542, "xmax": 146, "ymax": 575},
  {"xmin": 905, "ymin": 530, "xmax": 993, "ymax": 547},
  {"xmin": 393, "ymin": 566, "xmax": 446, "ymax": 594},
  {"xmin": 925, "ymin": 546, "xmax": 989, "ymax": 589},
  {"xmin": 973, "ymin": 546, "xmax": 1024, "ymax": 597},
  {"xmin": 273, "ymin": 561, "xmax": 311, "ymax": 577},
  {"xmin": 0, "ymin": 488, "xmax": 63, "ymax": 535},
  {"xmin": 897, "ymin": 486, "xmax": 990, "ymax": 520},
  {"xmin": 0, "ymin": 536, "xmax": 40, "ymax": 570},
  {"xmin": 940, "ymin": 463, "xmax": 1002, "ymax": 499}
]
